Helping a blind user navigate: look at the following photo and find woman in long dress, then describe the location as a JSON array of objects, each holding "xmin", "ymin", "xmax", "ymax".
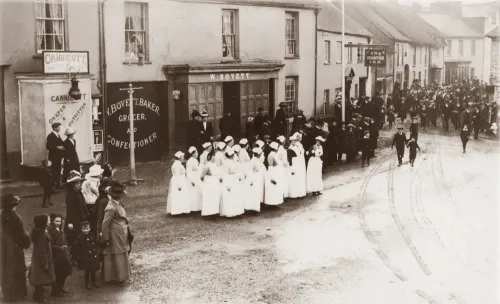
[
  {"xmin": 244, "ymin": 147, "xmax": 265, "ymax": 212},
  {"xmin": 215, "ymin": 141, "xmax": 226, "ymax": 167},
  {"xmin": 186, "ymin": 147, "xmax": 203, "ymax": 212},
  {"xmin": 199, "ymin": 142, "xmax": 212, "ymax": 167},
  {"xmin": 295, "ymin": 132, "xmax": 308, "ymax": 197},
  {"xmin": 264, "ymin": 142, "xmax": 284, "ymax": 206},
  {"xmin": 276, "ymin": 135, "xmax": 290, "ymax": 200},
  {"xmin": 200, "ymin": 155, "xmax": 221, "ymax": 217},
  {"xmin": 220, "ymin": 148, "xmax": 245, "ymax": 217},
  {"xmin": 167, "ymin": 152, "xmax": 190, "ymax": 215},
  {"xmin": 288, "ymin": 133, "xmax": 302, "ymax": 199},
  {"xmin": 306, "ymin": 136, "xmax": 325, "ymax": 195}
]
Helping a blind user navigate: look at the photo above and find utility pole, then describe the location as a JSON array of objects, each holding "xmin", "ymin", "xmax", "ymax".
[{"xmin": 341, "ymin": 0, "xmax": 346, "ymax": 123}]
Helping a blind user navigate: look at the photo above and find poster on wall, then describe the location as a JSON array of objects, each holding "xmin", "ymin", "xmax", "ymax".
[
  {"xmin": 44, "ymin": 79, "xmax": 93, "ymax": 163},
  {"xmin": 106, "ymin": 82, "xmax": 165, "ymax": 165}
]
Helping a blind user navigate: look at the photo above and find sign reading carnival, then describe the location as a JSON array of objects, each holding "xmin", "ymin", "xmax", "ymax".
[
  {"xmin": 106, "ymin": 82, "xmax": 165, "ymax": 164},
  {"xmin": 364, "ymin": 49, "xmax": 387, "ymax": 67}
]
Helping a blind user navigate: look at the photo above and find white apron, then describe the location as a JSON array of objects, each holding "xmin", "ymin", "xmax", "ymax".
[
  {"xmin": 264, "ymin": 152, "xmax": 283, "ymax": 206},
  {"xmin": 167, "ymin": 161, "xmax": 191, "ymax": 215},
  {"xmin": 186, "ymin": 157, "xmax": 203, "ymax": 212},
  {"xmin": 220, "ymin": 159, "xmax": 245, "ymax": 217},
  {"xmin": 288, "ymin": 146, "xmax": 303, "ymax": 198},
  {"xmin": 306, "ymin": 145, "xmax": 324, "ymax": 193},
  {"xmin": 244, "ymin": 157, "xmax": 264, "ymax": 211},
  {"xmin": 201, "ymin": 163, "xmax": 221, "ymax": 216}
]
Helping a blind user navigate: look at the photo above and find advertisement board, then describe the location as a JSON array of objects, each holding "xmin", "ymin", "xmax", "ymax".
[
  {"xmin": 365, "ymin": 49, "xmax": 387, "ymax": 67},
  {"xmin": 43, "ymin": 51, "xmax": 90, "ymax": 74}
]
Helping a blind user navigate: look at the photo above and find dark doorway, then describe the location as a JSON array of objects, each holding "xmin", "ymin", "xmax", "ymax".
[
  {"xmin": 404, "ymin": 64, "xmax": 410, "ymax": 85},
  {"xmin": 269, "ymin": 79, "xmax": 275, "ymax": 119},
  {"xmin": 359, "ymin": 77, "xmax": 367, "ymax": 97},
  {"xmin": 223, "ymin": 82, "xmax": 241, "ymax": 137}
]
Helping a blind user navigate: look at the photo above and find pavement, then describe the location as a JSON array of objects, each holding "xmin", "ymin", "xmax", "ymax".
[{"xmin": 2, "ymin": 123, "xmax": 499, "ymax": 304}]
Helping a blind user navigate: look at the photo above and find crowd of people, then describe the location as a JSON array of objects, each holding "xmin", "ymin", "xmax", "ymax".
[{"xmin": 0, "ymin": 159, "xmax": 133, "ymax": 303}]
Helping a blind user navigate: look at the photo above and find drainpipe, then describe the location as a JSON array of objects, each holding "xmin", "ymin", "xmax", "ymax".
[
  {"xmin": 313, "ymin": 8, "xmax": 319, "ymax": 118},
  {"xmin": 98, "ymin": 0, "xmax": 108, "ymax": 162}
]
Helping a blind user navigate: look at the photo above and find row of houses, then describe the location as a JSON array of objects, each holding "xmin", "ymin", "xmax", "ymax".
[{"xmin": 0, "ymin": 0, "xmax": 498, "ymax": 180}]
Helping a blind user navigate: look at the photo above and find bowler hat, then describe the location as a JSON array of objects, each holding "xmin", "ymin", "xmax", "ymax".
[
  {"xmin": 51, "ymin": 122, "xmax": 61, "ymax": 129},
  {"xmin": 106, "ymin": 180, "xmax": 127, "ymax": 198},
  {"xmin": 279, "ymin": 102, "xmax": 287, "ymax": 107},
  {"xmin": 191, "ymin": 110, "xmax": 201, "ymax": 118},
  {"xmin": 1, "ymin": 194, "xmax": 21, "ymax": 210}
]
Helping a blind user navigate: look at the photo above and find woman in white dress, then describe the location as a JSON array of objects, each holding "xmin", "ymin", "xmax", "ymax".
[
  {"xmin": 295, "ymin": 132, "xmax": 308, "ymax": 197},
  {"xmin": 244, "ymin": 147, "xmax": 265, "ymax": 212},
  {"xmin": 186, "ymin": 146, "xmax": 203, "ymax": 212},
  {"xmin": 306, "ymin": 136, "xmax": 325, "ymax": 195},
  {"xmin": 200, "ymin": 155, "xmax": 221, "ymax": 217},
  {"xmin": 264, "ymin": 142, "xmax": 283, "ymax": 206},
  {"xmin": 215, "ymin": 141, "xmax": 226, "ymax": 167},
  {"xmin": 199, "ymin": 142, "xmax": 212, "ymax": 166},
  {"xmin": 288, "ymin": 133, "xmax": 303, "ymax": 199},
  {"xmin": 167, "ymin": 151, "xmax": 191, "ymax": 215},
  {"xmin": 276, "ymin": 135, "xmax": 290, "ymax": 200},
  {"xmin": 220, "ymin": 148, "xmax": 245, "ymax": 217}
]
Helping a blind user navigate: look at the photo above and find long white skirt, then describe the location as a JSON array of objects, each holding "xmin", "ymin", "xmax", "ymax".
[
  {"xmin": 220, "ymin": 174, "xmax": 245, "ymax": 217},
  {"xmin": 201, "ymin": 175, "xmax": 221, "ymax": 216},
  {"xmin": 187, "ymin": 175, "xmax": 203, "ymax": 212},
  {"xmin": 167, "ymin": 176, "xmax": 191, "ymax": 215},
  {"xmin": 306, "ymin": 157, "xmax": 323, "ymax": 193},
  {"xmin": 280, "ymin": 165, "xmax": 290, "ymax": 199},
  {"xmin": 265, "ymin": 166, "xmax": 284, "ymax": 206},
  {"xmin": 288, "ymin": 160, "xmax": 303, "ymax": 198},
  {"xmin": 244, "ymin": 170, "xmax": 263, "ymax": 212},
  {"xmin": 298, "ymin": 154, "xmax": 307, "ymax": 197}
]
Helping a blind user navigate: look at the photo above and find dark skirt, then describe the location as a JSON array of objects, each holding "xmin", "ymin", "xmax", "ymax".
[{"xmin": 1, "ymin": 273, "xmax": 27, "ymax": 300}]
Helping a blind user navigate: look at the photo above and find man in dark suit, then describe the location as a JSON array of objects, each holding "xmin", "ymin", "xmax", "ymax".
[
  {"xmin": 187, "ymin": 110, "xmax": 202, "ymax": 149},
  {"xmin": 46, "ymin": 122, "xmax": 65, "ymax": 188},
  {"xmin": 63, "ymin": 128, "xmax": 80, "ymax": 182},
  {"xmin": 200, "ymin": 110, "xmax": 214, "ymax": 146},
  {"xmin": 391, "ymin": 126, "xmax": 408, "ymax": 166},
  {"xmin": 273, "ymin": 102, "xmax": 287, "ymax": 138},
  {"xmin": 219, "ymin": 112, "xmax": 237, "ymax": 141},
  {"xmin": 253, "ymin": 108, "xmax": 265, "ymax": 139}
]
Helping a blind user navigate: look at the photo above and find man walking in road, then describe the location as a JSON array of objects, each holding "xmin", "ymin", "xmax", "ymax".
[
  {"xmin": 46, "ymin": 122, "xmax": 65, "ymax": 189},
  {"xmin": 391, "ymin": 126, "xmax": 407, "ymax": 166}
]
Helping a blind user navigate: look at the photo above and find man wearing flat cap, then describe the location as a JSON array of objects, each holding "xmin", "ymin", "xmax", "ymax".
[{"xmin": 46, "ymin": 122, "xmax": 65, "ymax": 188}]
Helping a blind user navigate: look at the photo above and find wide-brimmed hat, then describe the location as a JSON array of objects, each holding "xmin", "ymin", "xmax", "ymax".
[
  {"xmin": 279, "ymin": 102, "xmax": 287, "ymax": 107},
  {"xmin": 64, "ymin": 128, "xmax": 76, "ymax": 136},
  {"xmin": 106, "ymin": 180, "xmax": 127, "ymax": 198},
  {"xmin": 87, "ymin": 164, "xmax": 104, "ymax": 177},
  {"xmin": 1, "ymin": 194, "xmax": 21, "ymax": 210},
  {"xmin": 66, "ymin": 170, "xmax": 84, "ymax": 184}
]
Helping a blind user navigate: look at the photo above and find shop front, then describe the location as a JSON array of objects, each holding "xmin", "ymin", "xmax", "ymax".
[
  {"xmin": 162, "ymin": 61, "xmax": 284, "ymax": 149},
  {"xmin": 105, "ymin": 81, "xmax": 167, "ymax": 165}
]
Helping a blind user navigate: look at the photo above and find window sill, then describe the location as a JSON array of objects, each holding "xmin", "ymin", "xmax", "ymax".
[
  {"xmin": 33, "ymin": 54, "xmax": 43, "ymax": 59},
  {"xmin": 122, "ymin": 61, "xmax": 152, "ymax": 65},
  {"xmin": 324, "ymin": 62, "xmax": 331, "ymax": 65},
  {"xmin": 221, "ymin": 58, "xmax": 241, "ymax": 63},
  {"xmin": 285, "ymin": 56, "xmax": 300, "ymax": 60},
  {"xmin": 336, "ymin": 61, "xmax": 342, "ymax": 64}
]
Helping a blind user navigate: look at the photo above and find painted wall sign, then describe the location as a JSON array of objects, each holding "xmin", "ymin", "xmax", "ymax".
[
  {"xmin": 43, "ymin": 51, "xmax": 90, "ymax": 74},
  {"xmin": 93, "ymin": 130, "xmax": 104, "ymax": 152},
  {"xmin": 106, "ymin": 82, "xmax": 165, "ymax": 164},
  {"xmin": 209, "ymin": 73, "xmax": 251, "ymax": 82},
  {"xmin": 365, "ymin": 49, "xmax": 387, "ymax": 67}
]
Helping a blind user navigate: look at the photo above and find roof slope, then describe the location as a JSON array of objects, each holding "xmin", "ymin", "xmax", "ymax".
[
  {"xmin": 317, "ymin": 0, "xmax": 372, "ymax": 37},
  {"xmin": 419, "ymin": 13, "xmax": 484, "ymax": 37},
  {"xmin": 176, "ymin": 0, "xmax": 319, "ymax": 9},
  {"xmin": 486, "ymin": 25, "xmax": 500, "ymax": 37}
]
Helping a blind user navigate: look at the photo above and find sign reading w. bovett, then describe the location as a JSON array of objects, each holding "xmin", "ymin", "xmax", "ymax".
[{"xmin": 365, "ymin": 49, "xmax": 386, "ymax": 67}]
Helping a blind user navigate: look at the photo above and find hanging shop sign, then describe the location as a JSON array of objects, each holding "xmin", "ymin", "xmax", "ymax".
[
  {"xmin": 209, "ymin": 73, "xmax": 252, "ymax": 82},
  {"xmin": 365, "ymin": 49, "xmax": 387, "ymax": 67},
  {"xmin": 106, "ymin": 82, "xmax": 165, "ymax": 164},
  {"xmin": 93, "ymin": 129, "xmax": 104, "ymax": 152},
  {"xmin": 43, "ymin": 51, "xmax": 90, "ymax": 74}
]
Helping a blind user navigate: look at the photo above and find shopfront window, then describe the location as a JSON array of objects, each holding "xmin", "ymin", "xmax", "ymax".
[{"xmin": 35, "ymin": 0, "xmax": 65, "ymax": 53}]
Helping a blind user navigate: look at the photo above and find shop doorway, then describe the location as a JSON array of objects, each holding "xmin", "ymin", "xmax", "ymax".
[
  {"xmin": 222, "ymin": 81, "xmax": 241, "ymax": 136},
  {"xmin": 359, "ymin": 77, "xmax": 367, "ymax": 97}
]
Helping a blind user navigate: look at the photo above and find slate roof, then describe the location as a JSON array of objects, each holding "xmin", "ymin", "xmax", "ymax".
[
  {"xmin": 317, "ymin": 0, "xmax": 372, "ymax": 37},
  {"xmin": 419, "ymin": 13, "xmax": 484, "ymax": 38},
  {"xmin": 178, "ymin": 0, "xmax": 319, "ymax": 9}
]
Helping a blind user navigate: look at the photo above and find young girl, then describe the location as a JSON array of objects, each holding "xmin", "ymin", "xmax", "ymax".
[
  {"xmin": 264, "ymin": 142, "xmax": 283, "ymax": 206},
  {"xmin": 29, "ymin": 214, "xmax": 56, "ymax": 303},
  {"xmin": 48, "ymin": 214, "xmax": 72, "ymax": 297},
  {"xmin": 460, "ymin": 125, "xmax": 470, "ymax": 153},
  {"xmin": 40, "ymin": 160, "xmax": 54, "ymax": 208},
  {"xmin": 244, "ymin": 147, "xmax": 265, "ymax": 212},
  {"xmin": 186, "ymin": 147, "xmax": 203, "ymax": 213},
  {"xmin": 166, "ymin": 152, "xmax": 190, "ymax": 215},
  {"xmin": 71, "ymin": 221, "xmax": 100, "ymax": 290},
  {"xmin": 82, "ymin": 164, "xmax": 103, "ymax": 205},
  {"xmin": 406, "ymin": 138, "xmax": 421, "ymax": 167},
  {"xmin": 306, "ymin": 137, "xmax": 324, "ymax": 195},
  {"xmin": 200, "ymin": 154, "xmax": 221, "ymax": 217},
  {"xmin": 220, "ymin": 148, "xmax": 245, "ymax": 217}
]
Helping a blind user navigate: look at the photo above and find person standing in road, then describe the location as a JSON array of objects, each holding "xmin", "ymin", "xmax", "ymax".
[
  {"xmin": 199, "ymin": 111, "xmax": 214, "ymax": 149},
  {"xmin": 187, "ymin": 110, "xmax": 202, "ymax": 150},
  {"xmin": 62, "ymin": 128, "xmax": 80, "ymax": 183},
  {"xmin": 410, "ymin": 117, "xmax": 419, "ymax": 141},
  {"xmin": 460, "ymin": 125, "xmax": 470, "ymax": 153},
  {"xmin": 361, "ymin": 130, "xmax": 371, "ymax": 167},
  {"xmin": 406, "ymin": 138, "xmax": 421, "ymax": 167},
  {"xmin": 64, "ymin": 171, "xmax": 89, "ymax": 245},
  {"xmin": 442, "ymin": 100, "xmax": 452, "ymax": 132},
  {"xmin": 392, "ymin": 126, "xmax": 408, "ymax": 166},
  {"xmin": 273, "ymin": 102, "xmax": 288, "ymax": 138},
  {"xmin": 47, "ymin": 213, "xmax": 72, "ymax": 297},
  {"xmin": 46, "ymin": 123, "xmax": 65, "ymax": 189}
]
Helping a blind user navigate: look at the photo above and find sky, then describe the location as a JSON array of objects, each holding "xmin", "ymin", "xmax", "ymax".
[{"xmin": 397, "ymin": 0, "xmax": 495, "ymax": 6}]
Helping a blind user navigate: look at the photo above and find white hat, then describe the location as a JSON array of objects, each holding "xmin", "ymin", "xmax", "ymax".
[
  {"xmin": 247, "ymin": 117, "xmax": 254, "ymax": 123},
  {"xmin": 255, "ymin": 140, "xmax": 264, "ymax": 148},
  {"xmin": 252, "ymin": 147, "xmax": 262, "ymax": 154},
  {"xmin": 224, "ymin": 136, "xmax": 234, "ymax": 143},
  {"xmin": 289, "ymin": 133, "xmax": 298, "ymax": 141},
  {"xmin": 276, "ymin": 136, "xmax": 285, "ymax": 144},
  {"xmin": 269, "ymin": 142, "xmax": 279, "ymax": 150},
  {"xmin": 315, "ymin": 136, "xmax": 325, "ymax": 142},
  {"xmin": 66, "ymin": 170, "xmax": 83, "ymax": 184},
  {"xmin": 64, "ymin": 128, "xmax": 76, "ymax": 136},
  {"xmin": 239, "ymin": 138, "xmax": 248, "ymax": 146},
  {"xmin": 225, "ymin": 147, "xmax": 235, "ymax": 157},
  {"xmin": 233, "ymin": 145, "xmax": 241, "ymax": 152},
  {"xmin": 174, "ymin": 151, "xmax": 184, "ymax": 159},
  {"xmin": 88, "ymin": 164, "xmax": 104, "ymax": 177},
  {"xmin": 202, "ymin": 142, "xmax": 211, "ymax": 149},
  {"xmin": 217, "ymin": 141, "xmax": 226, "ymax": 150},
  {"xmin": 188, "ymin": 146, "xmax": 197, "ymax": 154},
  {"xmin": 200, "ymin": 110, "xmax": 209, "ymax": 117}
]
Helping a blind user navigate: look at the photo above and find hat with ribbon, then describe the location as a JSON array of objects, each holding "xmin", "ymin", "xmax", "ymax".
[
  {"xmin": 87, "ymin": 164, "xmax": 104, "ymax": 177},
  {"xmin": 64, "ymin": 128, "xmax": 76, "ymax": 136},
  {"xmin": 66, "ymin": 170, "xmax": 84, "ymax": 184}
]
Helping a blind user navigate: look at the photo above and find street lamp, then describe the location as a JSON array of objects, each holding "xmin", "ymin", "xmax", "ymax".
[{"xmin": 120, "ymin": 33, "xmax": 144, "ymax": 186}]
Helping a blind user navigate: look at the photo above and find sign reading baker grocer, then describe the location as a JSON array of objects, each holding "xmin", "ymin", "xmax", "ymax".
[
  {"xmin": 364, "ymin": 49, "xmax": 387, "ymax": 67},
  {"xmin": 43, "ymin": 51, "xmax": 90, "ymax": 74}
]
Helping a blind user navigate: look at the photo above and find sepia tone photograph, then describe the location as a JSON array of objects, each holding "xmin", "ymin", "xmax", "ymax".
[{"xmin": 0, "ymin": 0, "xmax": 498, "ymax": 303}]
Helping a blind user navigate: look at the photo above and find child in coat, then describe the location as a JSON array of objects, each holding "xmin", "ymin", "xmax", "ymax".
[
  {"xmin": 460, "ymin": 125, "xmax": 470, "ymax": 153},
  {"xmin": 71, "ymin": 221, "xmax": 100, "ymax": 290},
  {"xmin": 48, "ymin": 213, "xmax": 72, "ymax": 297},
  {"xmin": 387, "ymin": 105, "xmax": 395, "ymax": 129},
  {"xmin": 361, "ymin": 131, "xmax": 371, "ymax": 167},
  {"xmin": 410, "ymin": 117, "xmax": 419, "ymax": 141},
  {"xmin": 40, "ymin": 160, "xmax": 54, "ymax": 208},
  {"xmin": 406, "ymin": 138, "xmax": 421, "ymax": 167}
]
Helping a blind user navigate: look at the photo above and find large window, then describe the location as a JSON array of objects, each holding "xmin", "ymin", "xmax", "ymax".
[
  {"xmin": 35, "ymin": 0, "xmax": 65, "ymax": 53},
  {"xmin": 413, "ymin": 46, "xmax": 417, "ymax": 65},
  {"xmin": 347, "ymin": 42, "xmax": 353, "ymax": 63},
  {"xmin": 284, "ymin": 77, "xmax": 298, "ymax": 116},
  {"xmin": 459, "ymin": 40, "xmax": 464, "ymax": 56},
  {"xmin": 285, "ymin": 12, "xmax": 298, "ymax": 57},
  {"xmin": 324, "ymin": 40, "xmax": 330, "ymax": 64},
  {"xmin": 446, "ymin": 40, "xmax": 452, "ymax": 56},
  {"xmin": 321, "ymin": 89, "xmax": 330, "ymax": 115},
  {"xmin": 336, "ymin": 41, "xmax": 342, "ymax": 63},
  {"xmin": 357, "ymin": 44, "xmax": 363, "ymax": 63},
  {"xmin": 125, "ymin": 2, "xmax": 148, "ymax": 60},
  {"xmin": 222, "ymin": 10, "xmax": 237, "ymax": 59},
  {"xmin": 424, "ymin": 47, "xmax": 427, "ymax": 65},
  {"xmin": 471, "ymin": 40, "xmax": 476, "ymax": 56},
  {"xmin": 396, "ymin": 44, "xmax": 400, "ymax": 66},
  {"xmin": 419, "ymin": 46, "xmax": 422, "ymax": 64}
]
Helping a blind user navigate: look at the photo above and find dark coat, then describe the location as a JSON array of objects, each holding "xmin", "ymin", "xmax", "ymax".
[
  {"xmin": 63, "ymin": 138, "xmax": 80, "ymax": 172},
  {"xmin": 407, "ymin": 141, "xmax": 420, "ymax": 157},
  {"xmin": 71, "ymin": 233, "xmax": 100, "ymax": 271},
  {"xmin": 65, "ymin": 188, "xmax": 89, "ymax": 245},
  {"xmin": 46, "ymin": 132, "xmax": 64, "ymax": 161},
  {"xmin": 219, "ymin": 115, "xmax": 238, "ymax": 139},
  {"xmin": 200, "ymin": 121, "xmax": 214, "ymax": 144},
  {"xmin": 29, "ymin": 228, "xmax": 56, "ymax": 286},
  {"xmin": 273, "ymin": 108, "xmax": 287, "ymax": 137},
  {"xmin": 0, "ymin": 210, "xmax": 30, "ymax": 292},
  {"xmin": 461, "ymin": 110, "xmax": 473, "ymax": 129},
  {"xmin": 47, "ymin": 227, "xmax": 72, "ymax": 276},
  {"xmin": 253, "ymin": 114, "xmax": 265, "ymax": 137},
  {"xmin": 361, "ymin": 137, "xmax": 371, "ymax": 157},
  {"xmin": 95, "ymin": 194, "xmax": 109, "ymax": 239},
  {"xmin": 392, "ymin": 132, "xmax": 407, "ymax": 152},
  {"xmin": 187, "ymin": 119, "xmax": 202, "ymax": 148},
  {"xmin": 409, "ymin": 123, "xmax": 419, "ymax": 139},
  {"xmin": 39, "ymin": 167, "xmax": 54, "ymax": 189},
  {"xmin": 345, "ymin": 130, "xmax": 356, "ymax": 154},
  {"xmin": 291, "ymin": 113, "xmax": 307, "ymax": 134},
  {"xmin": 460, "ymin": 130, "xmax": 470, "ymax": 143}
]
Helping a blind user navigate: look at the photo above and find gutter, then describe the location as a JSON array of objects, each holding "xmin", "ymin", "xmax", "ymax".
[
  {"xmin": 98, "ymin": 0, "xmax": 108, "ymax": 162},
  {"xmin": 314, "ymin": 8, "xmax": 319, "ymax": 117}
]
